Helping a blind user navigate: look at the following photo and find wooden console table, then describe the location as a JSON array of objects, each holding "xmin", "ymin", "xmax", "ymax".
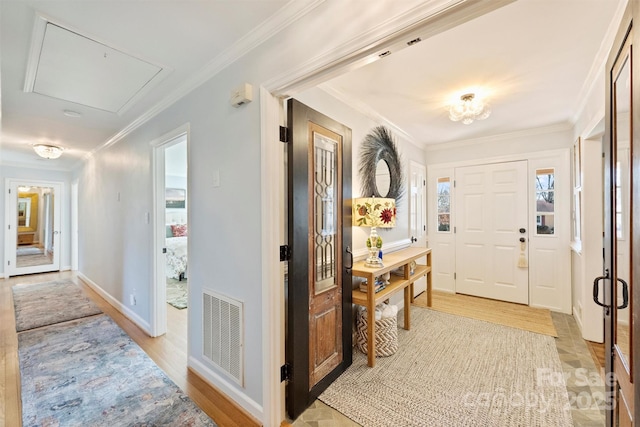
[{"xmin": 351, "ymin": 246, "xmax": 432, "ymax": 367}]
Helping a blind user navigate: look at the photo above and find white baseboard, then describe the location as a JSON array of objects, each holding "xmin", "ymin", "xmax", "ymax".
[
  {"xmin": 189, "ymin": 356, "xmax": 263, "ymax": 422},
  {"xmin": 77, "ymin": 272, "xmax": 152, "ymax": 335},
  {"xmin": 61, "ymin": 265, "xmax": 72, "ymax": 271},
  {"xmin": 572, "ymin": 305, "xmax": 584, "ymax": 334},
  {"xmin": 432, "ymin": 287, "xmax": 455, "ymax": 294}
]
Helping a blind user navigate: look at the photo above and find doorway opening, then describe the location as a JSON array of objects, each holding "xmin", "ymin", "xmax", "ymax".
[{"xmin": 151, "ymin": 125, "xmax": 189, "ymax": 339}]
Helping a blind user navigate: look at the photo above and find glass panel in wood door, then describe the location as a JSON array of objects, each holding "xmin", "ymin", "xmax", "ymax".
[{"xmin": 308, "ymin": 125, "xmax": 343, "ymax": 388}]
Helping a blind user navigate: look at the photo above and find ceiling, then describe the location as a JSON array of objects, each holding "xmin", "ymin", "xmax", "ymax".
[{"xmin": 0, "ymin": 0, "xmax": 624, "ymax": 172}]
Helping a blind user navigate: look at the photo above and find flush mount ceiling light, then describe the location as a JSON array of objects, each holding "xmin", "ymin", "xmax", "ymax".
[
  {"xmin": 448, "ymin": 93, "xmax": 491, "ymax": 125},
  {"xmin": 63, "ymin": 109, "xmax": 82, "ymax": 118},
  {"xmin": 33, "ymin": 144, "xmax": 64, "ymax": 159}
]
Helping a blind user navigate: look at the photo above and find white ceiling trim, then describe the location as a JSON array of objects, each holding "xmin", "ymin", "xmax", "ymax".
[
  {"xmin": 23, "ymin": 12, "xmax": 172, "ymax": 115},
  {"xmin": 72, "ymin": 0, "xmax": 325, "ymax": 169},
  {"xmin": 425, "ymin": 122, "xmax": 573, "ymax": 153},
  {"xmin": 571, "ymin": 0, "xmax": 628, "ymax": 126},
  {"xmin": 264, "ymin": 0, "xmax": 514, "ymax": 96}
]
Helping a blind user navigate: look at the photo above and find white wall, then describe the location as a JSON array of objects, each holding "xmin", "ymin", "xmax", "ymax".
[{"xmin": 0, "ymin": 165, "xmax": 73, "ymax": 277}]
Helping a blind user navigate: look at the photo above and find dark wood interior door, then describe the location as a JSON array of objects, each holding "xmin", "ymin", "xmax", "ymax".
[
  {"xmin": 603, "ymin": 3, "xmax": 639, "ymax": 425},
  {"xmin": 286, "ymin": 99, "xmax": 352, "ymax": 420}
]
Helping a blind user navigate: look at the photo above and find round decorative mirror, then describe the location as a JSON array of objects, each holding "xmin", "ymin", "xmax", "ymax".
[
  {"xmin": 375, "ymin": 160, "xmax": 391, "ymax": 197},
  {"xmin": 359, "ymin": 126, "xmax": 404, "ymax": 201}
]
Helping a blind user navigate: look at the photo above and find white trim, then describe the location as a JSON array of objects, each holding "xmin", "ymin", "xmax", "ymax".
[
  {"xmin": 5, "ymin": 178, "xmax": 64, "ymax": 277},
  {"xmin": 189, "ymin": 356, "xmax": 263, "ymax": 422},
  {"xmin": 71, "ymin": 180, "xmax": 79, "ymax": 271},
  {"xmin": 77, "ymin": 272, "xmax": 152, "ymax": 335},
  {"xmin": 71, "ymin": 0, "xmax": 324, "ymax": 170},
  {"xmin": 571, "ymin": 0, "xmax": 628, "ymax": 125},
  {"xmin": 428, "ymin": 148, "xmax": 570, "ymax": 169},
  {"xmin": 150, "ymin": 124, "xmax": 190, "ymax": 338},
  {"xmin": 425, "ymin": 122, "xmax": 572, "ymax": 153},
  {"xmin": 260, "ymin": 87, "xmax": 285, "ymax": 427}
]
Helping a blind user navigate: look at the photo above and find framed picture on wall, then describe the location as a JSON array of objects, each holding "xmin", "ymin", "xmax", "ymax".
[{"xmin": 166, "ymin": 188, "xmax": 186, "ymax": 208}]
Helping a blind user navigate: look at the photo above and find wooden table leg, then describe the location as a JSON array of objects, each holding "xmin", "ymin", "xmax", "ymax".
[
  {"xmin": 367, "ymin": 303, "xmax": 375, "ymax": 367},
  {"xmin": 427, "ymin": 270, "xmax": 432, "ymax": 307},
  {"xmin": 404, "ymin": 285, "xmax": 411, "ymax": 330}
]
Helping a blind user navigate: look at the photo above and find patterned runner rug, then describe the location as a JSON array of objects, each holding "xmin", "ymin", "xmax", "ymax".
[
  {"xmin": 319, "ymin": 307, "xmax": 573, "ymax": 427},
  {"xmin": 19, "ymin": 314, "xmax": 216, "ymax": 426},
  {"xmin": 12, "ymin": 280, "xmax": 102, "ymax": 332}
]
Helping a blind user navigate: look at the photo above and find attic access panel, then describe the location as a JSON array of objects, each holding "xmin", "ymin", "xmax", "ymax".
[{"xmin": 31, "ymin": 23, "xmax": 162, "ymax": 113}]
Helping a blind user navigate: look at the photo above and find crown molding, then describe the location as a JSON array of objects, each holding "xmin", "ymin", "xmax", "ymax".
[
  {"xmin": 0, "ymin": 159, "xmax": 74, "ymax": 173},
  {"xmin": 425, "ymin": 122, "xmax": 573, "ymax": 152},
  {"xmin": 571, "ymin": 0, "xmax": 627, "ymax": 125},
  {"xmin": 75, "ymin": 0, "xmax": 325, "ymax": 168}
]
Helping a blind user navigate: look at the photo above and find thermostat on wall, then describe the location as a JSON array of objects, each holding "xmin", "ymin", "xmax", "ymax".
[{"xmin": 230, "ymin": 83, "xmax": 253, "ymax": 107}]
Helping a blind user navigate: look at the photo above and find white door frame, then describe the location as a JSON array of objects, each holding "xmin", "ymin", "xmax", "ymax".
[
  {"xmin": 150, "ymin": 123, "xmax": 190, "ymax": 338},
  {"xmin": 260, "ymin": 2, "xmax": 513, "ymax": 423},
  {"xmin": 409, "ymin": 160, "xmax": 427, "ymax": 296},
  {"xmin": 4, "ymin": 178, "xmax": 63, "ymax": 277}
]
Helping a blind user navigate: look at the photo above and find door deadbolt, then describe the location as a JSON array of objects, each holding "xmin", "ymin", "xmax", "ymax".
[{"xmin": 519, "ymin": 228, "xmax": 526, "ymax": 234}]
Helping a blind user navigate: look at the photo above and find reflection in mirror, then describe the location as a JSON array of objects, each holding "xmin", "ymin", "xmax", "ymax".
[
  {"xmin": 18, "ymin": 198, "xmax": 30, "ymax": 227},
  {"xmin": 16, "ymin": 186, "xmax": 55, "ymax": 269},
  {"xmin": 614, "ymin": 54, "xmax": 631, "ymax": 371},
  {"xmin": 375, "ymin": 160, "xmax": 391, "ymax": 197}
]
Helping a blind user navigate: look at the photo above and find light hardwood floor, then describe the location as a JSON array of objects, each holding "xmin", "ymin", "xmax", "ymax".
[{"xmin": 1, "ymin": 271, "xmax": 260, "ymax": 427}]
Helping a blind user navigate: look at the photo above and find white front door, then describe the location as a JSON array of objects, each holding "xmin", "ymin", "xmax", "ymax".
[
  {"xmin": 455, "ymin": 161, "xmax": 529, "ymax": 304},
  {"xmin": 409, "ymin": 161, "xmax": 427, "ymax": 297}
]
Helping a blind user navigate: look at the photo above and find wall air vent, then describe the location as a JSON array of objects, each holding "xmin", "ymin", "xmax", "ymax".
[{"xmin": 202, "ymin": 289, "xmax": 244, "ymax": 385}]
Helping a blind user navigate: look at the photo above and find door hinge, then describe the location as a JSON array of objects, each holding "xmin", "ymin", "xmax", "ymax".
[
  {"xmin": 7, "ymin": 224, "xmax": 10, "ymax": 230},
  {"xmin": 453, "ymin": 180, "xmax": 456, "ymax": 188},
  {"xmin": 8, "ymin": 188, "xmax": 11, "ymax": 194},
  {"xmin": 280, "ymin": 245, "xmax": 291, "ymax": 261},
  {"xmin": 423, "ymin": 180, "xmax": 426, "ymax": 186},
  {"xmin": 279, "ymin": 126, "xmax": 290, "ymax": 143},
  {"xmin": 454, "ymin": 272, "xmax": 456, "ymax": 280},
  {"xmin": 423, "ymin": 225, "xmax": 426, "ymax": 231},
  {"xmin": 281, "ymin": 363, "xmax": 292, "ymax": 382},
  {"xmin": 454, "ymin": 226, "xmax": 456, "ymax": 234}
]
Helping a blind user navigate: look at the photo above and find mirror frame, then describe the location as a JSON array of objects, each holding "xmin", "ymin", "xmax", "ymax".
[
  {"xmin": 18, "ymin": 192, "xmax": 38, "ymax": 233},
  {"xmin": 358, "ymin": 126, "xmax": 404, "ymax": 201}
]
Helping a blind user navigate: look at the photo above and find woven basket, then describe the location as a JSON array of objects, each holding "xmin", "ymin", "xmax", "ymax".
[{"xmin": 356, "ymin": 309, "xmax": 398, "ymax": 357}]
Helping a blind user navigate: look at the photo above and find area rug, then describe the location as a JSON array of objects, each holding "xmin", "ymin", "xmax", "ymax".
[
  {"xmin": 16, "ymin": 245, "xmax": 43, "ymax": 256},
  {"xmin": 167, "ymin": 278, "xmax": 188, "ymax": 309},
  {"xmin": 16, "ymin": 252, "xmax": 52, "ymax": 268},
  {"xmin": 414, "ymin": 290, "xmax": 558, "ymax": 337},
  {"xmin": 19, "ymin": 314, "xmax": 216, "ymax": 426},
  {"xmin": 12, "ymin": 280, "xmax": 102, "ymax": 332},
  {"xmin": 319, "ymin": 307, "xmax": 573, "ymax": 427}
]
